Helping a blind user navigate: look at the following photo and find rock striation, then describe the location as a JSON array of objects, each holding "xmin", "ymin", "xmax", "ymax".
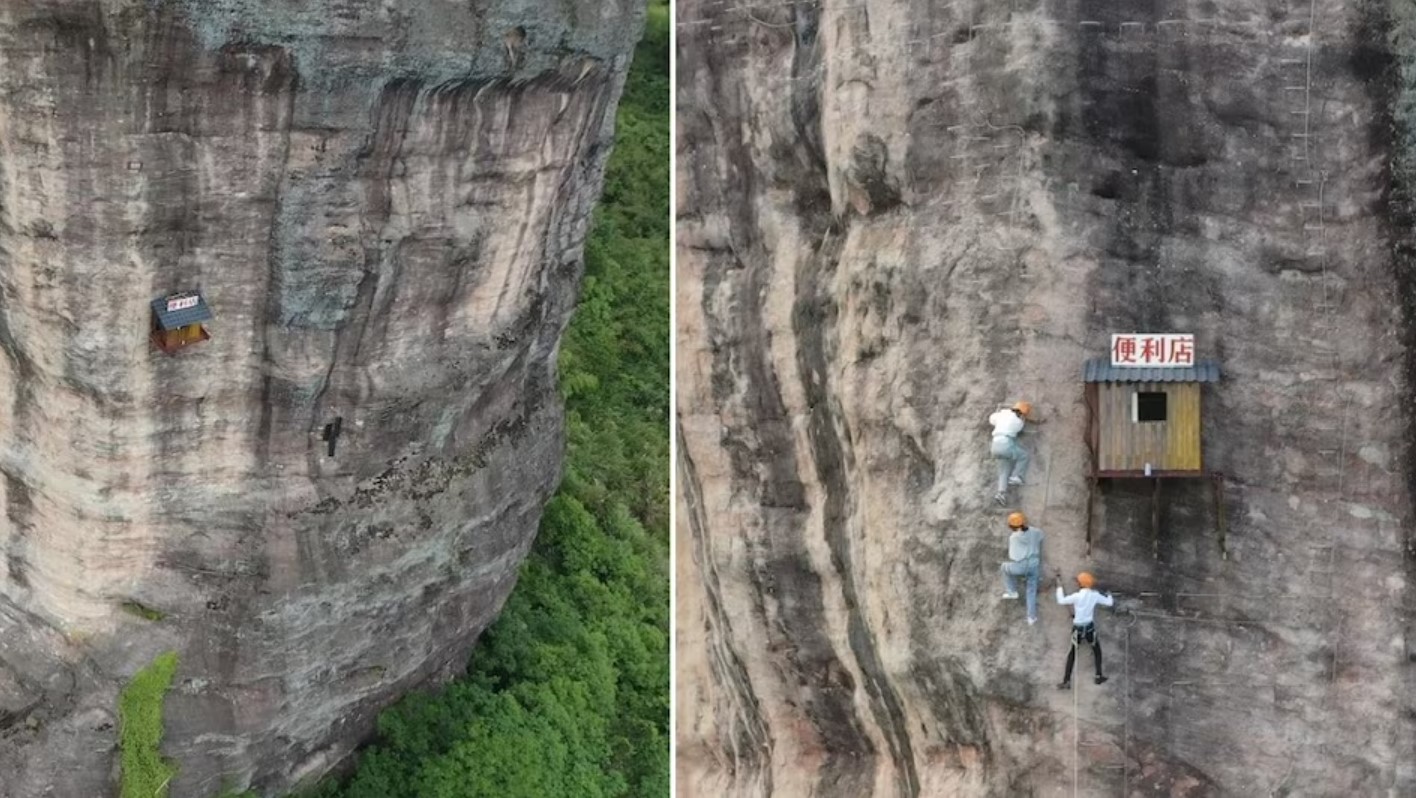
[
  {"xmin": 0, "ymin": 0, "xmax": 641, "ymax": 795},
  {"xmin": 676, "ymin": 0, "xmax": 1416, "ymax": 795}
]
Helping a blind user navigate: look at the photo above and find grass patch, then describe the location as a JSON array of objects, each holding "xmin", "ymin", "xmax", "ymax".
[
  {"xmin": 120, "ymin": 600, "xmax": 166, "ymax": 622},
  {"xmin": 119, "ymin": 651, "xmax": 180, "ymax": 798}
]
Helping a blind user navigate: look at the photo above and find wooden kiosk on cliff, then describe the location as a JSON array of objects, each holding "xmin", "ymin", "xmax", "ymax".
[
  {"xmin": 1083, "ymin": 333, "xmax": 1226, "ymax": 557},
  {"xmin": 150, "ymin": 291, "xmax": 212, "ymax": 354}
]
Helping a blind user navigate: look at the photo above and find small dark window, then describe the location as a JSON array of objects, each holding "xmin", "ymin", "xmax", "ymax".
[{"xmin": 1136, "ymin": 392, "xmax": 1167, "ymax": 422}]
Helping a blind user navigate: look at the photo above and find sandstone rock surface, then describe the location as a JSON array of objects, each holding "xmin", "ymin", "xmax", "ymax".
[
  {"xmin": 676, "ymin": 0, "xmax": 1415, "ymax": 795},
  {"xmin": 0, "ymin": 1, "xmax": 640, "ymax": 795}
]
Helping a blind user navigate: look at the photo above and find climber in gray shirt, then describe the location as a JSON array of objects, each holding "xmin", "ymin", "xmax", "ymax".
[{"xmin": 999, "ymin": 511, "xmax": 1044, "ymax": 625}]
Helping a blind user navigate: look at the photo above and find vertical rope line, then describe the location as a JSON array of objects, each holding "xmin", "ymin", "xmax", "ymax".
[
  {"xmin": 1072, "ymin": 630, "xmax": 1080, "ymax": 798},
  {"xmin": 1123, "ymin": 622, "xmax": 1131, "ymax": 796}
]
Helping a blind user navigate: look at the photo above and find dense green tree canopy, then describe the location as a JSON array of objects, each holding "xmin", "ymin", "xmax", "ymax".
[{"xmin": 302, "ymin": 3, "xmax": 669, "ymax": 796}]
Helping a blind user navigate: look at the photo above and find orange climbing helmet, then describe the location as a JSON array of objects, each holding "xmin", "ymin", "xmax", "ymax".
[
  {"xmin": 1077, "ymin": 572, "xmax": 1095, "ymax": 589},
  {"xmin": 1012, "ymin": 401, "xmax": 1032, "ymax": 417},
  {"xmin": 1007, "ymin": 512, "xmax": 1026, "ymax": 529}
]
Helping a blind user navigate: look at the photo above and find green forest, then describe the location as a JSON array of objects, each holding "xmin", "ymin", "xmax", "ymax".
[{"xmin": 299, "ymin": 4, "xmax": 669, "ymax": 797}]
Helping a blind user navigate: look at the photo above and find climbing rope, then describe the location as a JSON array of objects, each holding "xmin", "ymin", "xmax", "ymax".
[{"xmin": 1071, "ymin": 627, "xmax": 1080, "ymax": 798}]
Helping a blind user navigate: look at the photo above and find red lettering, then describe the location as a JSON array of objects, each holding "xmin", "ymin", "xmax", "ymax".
[
  {"xmin": 1113, "ymin": 336, "xmax": 1138, "ymax": 364},
  {"xmin": 1140, "ymin": 337, "xmax": 1165, "ymax": 364},
  {"xmin": 1170, "ymin": 338, "xmax": 1194, "ymax": 365}
]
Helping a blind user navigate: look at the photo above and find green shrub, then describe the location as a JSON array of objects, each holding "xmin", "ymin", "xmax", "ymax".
[
  {"xmin": 120, "ymin": 601, "xmax": 166, "ymax": 622},
  {"xmin": 119, "ymin": 651, "xmax": 180, "ymax": 798}
]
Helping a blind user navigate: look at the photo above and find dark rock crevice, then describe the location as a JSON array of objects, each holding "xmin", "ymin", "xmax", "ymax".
[
  {"xmin": 1369, "ymin": 0, "xmax": 1416, "ymax": 768},
  {"xmin": 686, "ymin": 14, "xmax": 882, "ymax": 794},
  {"xmin": 785, "ymin": 31, "xmax": 920, "ymax": 778},
  {"xmin": 677, "ymin": 421, "xmax": 774, "ymax": 787},
  {"xmin": 793, "ymin": 222, "xmax": 920, "ymax": 798}
]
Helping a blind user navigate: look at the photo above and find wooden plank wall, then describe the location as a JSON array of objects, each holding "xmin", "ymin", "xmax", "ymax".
[
  {"xmin": 1097, "ymin": 383, "xmax": 1202, "ymax": 471},
  {"xmin": 1167, "ymin": 383, "xmax": 1202, "ymax": 470}
]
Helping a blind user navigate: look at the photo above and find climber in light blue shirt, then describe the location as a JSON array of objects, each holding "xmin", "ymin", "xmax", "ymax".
[{"xmin": 999, "ymin": 511, "xmax": 1043, "ymax": 625}]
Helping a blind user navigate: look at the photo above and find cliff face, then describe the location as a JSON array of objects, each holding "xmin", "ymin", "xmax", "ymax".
[
  {"xmin": 677, "ymin": 0, "xmax": 1416, "ymax": 795},
  {"xmin": 0, "ymin": 1, "xmax": 641, "ymax": 795}
]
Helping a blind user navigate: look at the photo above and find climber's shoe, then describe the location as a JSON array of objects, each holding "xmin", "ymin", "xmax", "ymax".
[
  {"xmin": 993, "ymin": 492, "xmax": 1007, "ymax": 506},
  {"xmin": 1057, "ymin": 681, "xmax": 1070, "ymax": 690},
  {"xmin": 1008, "ymin": 476, "xmax": 1024, "ymax": 486},
  {"xmin": 1094, "ymin": 675, "xmax": 1108, "ymax": 685}
]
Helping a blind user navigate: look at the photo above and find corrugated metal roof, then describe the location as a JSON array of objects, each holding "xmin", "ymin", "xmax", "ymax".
[
  {"xmin": 151, "ymin": 294, "xmax": 213, "ymax": 330},
  {"xmin": 1083, "ymin": 357, "xmax": 1221, "ymax": 383}
]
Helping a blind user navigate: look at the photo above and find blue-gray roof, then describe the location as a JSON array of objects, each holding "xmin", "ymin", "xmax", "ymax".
[
  {"xmin": 1083, "ymin": 357, "xmax": 1221, "ymax": 383},
  {"xmin": 151, "ymin": 294, "xmax": 213, "ymax": 330}
]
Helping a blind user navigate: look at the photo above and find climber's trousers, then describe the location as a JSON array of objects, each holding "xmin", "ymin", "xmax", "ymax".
[
  {"xmin": 991, "ymin": 436, "xmax": 1030, "ymax": 493},
  {"xmin": 1062, "ymin": 623, "xmax": 1103, "ymax": 683}
]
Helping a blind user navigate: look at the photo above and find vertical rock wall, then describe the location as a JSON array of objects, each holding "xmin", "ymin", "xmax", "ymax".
[
  {"xmin": 677, "ymin": 0, "xmax": 1415, "ymax": 794},
  {"xmin": 0, "ymin": 1, "xmax": 642, "ymax": 795}
]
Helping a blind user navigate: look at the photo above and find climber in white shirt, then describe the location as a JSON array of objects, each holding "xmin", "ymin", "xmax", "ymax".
[
  {"xmin": 988, "ymin": 401, "xmax": 1032, "ymax": 506},
  {"xmin": 1055, "ymin": 571, "xmax": 1113, "ymax": 688}
]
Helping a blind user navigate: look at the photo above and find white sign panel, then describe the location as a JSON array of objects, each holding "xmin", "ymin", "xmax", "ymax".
[
  {"xmin": 1110, "ymin": 333, "xmax": 1194, "ymax": 367},
  {"xmin": 166, "ymin": 294, "xmax": 199, "ymax": 312}
]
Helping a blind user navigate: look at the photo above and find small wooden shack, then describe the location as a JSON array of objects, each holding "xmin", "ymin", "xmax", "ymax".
[
  {"xmin": 1083, "ymin": 357, "xmax": 1220, "ymax": 476},
  {"xmin": 150, "ymin": 291, "xmax": 212, "ymax": 354},
  {"xmin": 1082, "ymin": 354, "xmax": 1225, "ymax": 557}
]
